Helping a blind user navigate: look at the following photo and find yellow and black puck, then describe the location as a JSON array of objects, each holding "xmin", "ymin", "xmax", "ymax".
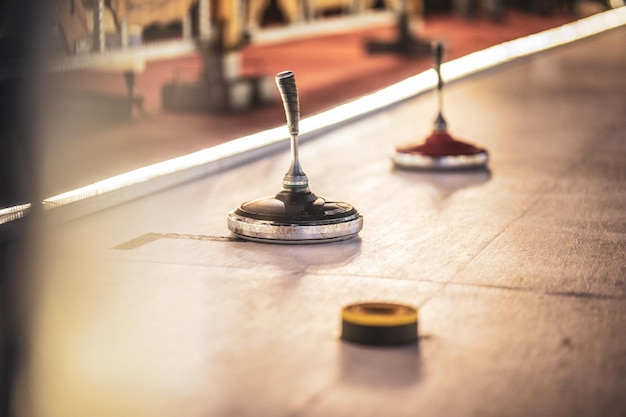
[{"xmin": 340, "ymin": 302, "xmax": 418, "ymax": 346}]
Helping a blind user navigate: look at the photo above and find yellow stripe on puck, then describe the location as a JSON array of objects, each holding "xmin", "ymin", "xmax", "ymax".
[{"xmin": 342, "ymin": 302, "xmax": 418, "ymax": 327}]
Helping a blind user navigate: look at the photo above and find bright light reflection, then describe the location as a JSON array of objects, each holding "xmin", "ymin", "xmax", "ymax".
[
  {"xmin": 3, "ymin": 6, "xmax": 626, "ymax": 224},
  {"xmin": 0, "ymin": 203, "xmax": 32, "ymax": 225}
]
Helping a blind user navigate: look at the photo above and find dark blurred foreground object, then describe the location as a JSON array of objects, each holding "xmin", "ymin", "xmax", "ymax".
[
  {"xmin": 392, "ymin": 41, "xmax": 488, "ymax": 170},
  {"xmin": 1, "ymin": 1, "xmax": 49, "ymax": 416}
]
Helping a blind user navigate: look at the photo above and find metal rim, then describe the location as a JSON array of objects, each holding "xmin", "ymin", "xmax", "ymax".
[
  {"xmin": 392, "ymin": 150, "xmax": 489, "ymax": 170},
  {"xmin": 227, "ymin": 210, "xmax": 363, "ymax": 244}
]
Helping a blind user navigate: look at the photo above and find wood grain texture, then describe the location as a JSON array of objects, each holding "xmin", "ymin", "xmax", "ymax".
[{"xmin": 15, "ymin": 27, "xmax": 626, "ymax": 417}]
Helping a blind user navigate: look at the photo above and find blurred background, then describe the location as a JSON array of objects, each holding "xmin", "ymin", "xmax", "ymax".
[{"xmin": 1, "ymin": 0, "xmax": 616, "ymax": 200}]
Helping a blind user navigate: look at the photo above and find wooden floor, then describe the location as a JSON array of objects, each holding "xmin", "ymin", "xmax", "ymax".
[{"xmin": 11, "ymin": 24, "xmax": 626, "ymax": 417}]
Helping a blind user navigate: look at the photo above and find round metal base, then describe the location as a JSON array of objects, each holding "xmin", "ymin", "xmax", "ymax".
[
  {"xmin": 227, "ymin": 193, "xmax": 363, "ymax": 244},
  {"xmin": 393, "ymin": 130, "xmax": 489, "ymax": 170}
]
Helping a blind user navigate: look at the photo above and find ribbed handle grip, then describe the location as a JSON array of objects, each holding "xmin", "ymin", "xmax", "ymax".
[{"xmin": 275, "ymin": 70, "xmax": 300, "ymax": 136}]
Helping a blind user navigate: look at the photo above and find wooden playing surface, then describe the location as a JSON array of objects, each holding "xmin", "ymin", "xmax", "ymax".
[{"xmin": 15, "ymin": 27, "xmax": 626, "ymax": 417}]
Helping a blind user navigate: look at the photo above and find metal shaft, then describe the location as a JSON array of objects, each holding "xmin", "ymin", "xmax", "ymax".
[
  {"xmin": 432, "ymin": 41, "xmax": 447, "ymax": 131},
  {"xmin": 275, "ymin": 71, "xmax": 309, "ymax": 191}
]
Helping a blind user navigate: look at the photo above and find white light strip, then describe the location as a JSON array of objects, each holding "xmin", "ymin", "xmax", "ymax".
[
  {"xmin": 0, "ymin": 203, "xmax": 32, "ymax": 225},
  {"xmin": 442, "ymin": 6, "xmax": 626, "ymax": 82},
  {"xmin": 44, "ymin": 124, "xmax": 286, "ymax": 206},
  {"xmin": 2, "ymin": 7, "xmax": 626, "ymax": 226}
]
